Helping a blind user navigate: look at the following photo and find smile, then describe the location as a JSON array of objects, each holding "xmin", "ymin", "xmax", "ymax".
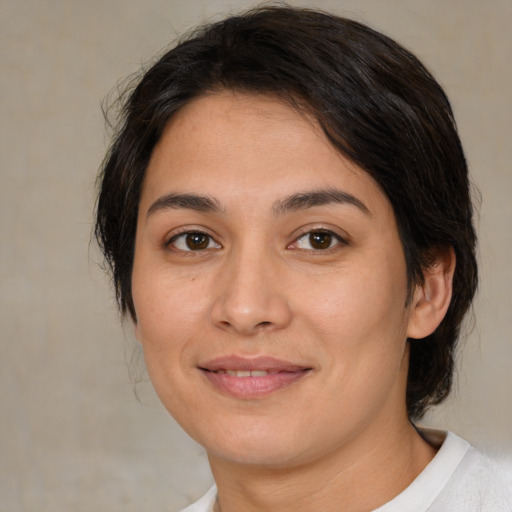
[
  {"xmin": 214, "ymin": 369, "xmax": 277, "ymax": 377},
  {"xmin": 199, "ymin": 356, "xmax": 312, "ymax": 399}
]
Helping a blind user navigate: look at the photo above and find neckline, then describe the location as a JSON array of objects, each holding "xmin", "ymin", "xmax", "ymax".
[
  {"xmin": 373, "ymin": 429, "xmax": 470, "ymax": 512},
  {"xmin": 201, "ymin": 429, "xmax": 470, "ymax": 512}
]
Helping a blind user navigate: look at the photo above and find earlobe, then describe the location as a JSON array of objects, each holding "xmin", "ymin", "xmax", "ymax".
[{"xmin": 406, "ymin": 247, "xmax": 456, "ymax": 340}]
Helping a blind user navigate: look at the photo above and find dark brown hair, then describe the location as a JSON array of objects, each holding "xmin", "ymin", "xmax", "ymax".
[{"xmin": 95, "ymin": 6, "xmax": 478, "ymax": 419}]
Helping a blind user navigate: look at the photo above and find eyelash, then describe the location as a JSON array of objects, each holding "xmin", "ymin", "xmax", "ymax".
[
  {"xmin": 165, "ymin": 228, "xmax": 348, "ymax": 253},
  {"xmin": 167, "ymin": 229, "xmax": 221, "ymax": 252},
  {"xmin": 289, "ymin": 229, "xmax": 347, "ymax": 252}
]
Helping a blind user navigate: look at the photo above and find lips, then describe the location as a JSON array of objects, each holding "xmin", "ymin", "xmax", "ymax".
[
  {"xmin": 199, "ymin": 356, "xmax": 312, "ymax": 399},
  {"xmin": 215, "ymin": 369, "xmax": 275, "ymax": 377}
]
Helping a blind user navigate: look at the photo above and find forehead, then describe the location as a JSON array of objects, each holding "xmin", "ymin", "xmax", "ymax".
[
  {"xmin": 150, "ymin": 91, "xmax": 333, "ymax": 177},
  {"xmin": 140, "ymin": 91, "xmax": 390, "ymax": 219}
]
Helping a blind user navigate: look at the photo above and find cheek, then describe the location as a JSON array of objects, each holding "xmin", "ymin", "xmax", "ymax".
[
  {"xmin": 131, "ymin": 263, "xmax": 220, "ymax": 404},
  {"xmin": 298, "ymin": 258, "xmax": 410, "ymax": 387},
  {"xmin": 300, "ymin": 273, "xmax": 409, "ymax": 424},
  {"xmin": 132, "ymin": 258, "xmax": 209, "ymax": 342},
  {"xmin": 300, "ymin": 262, "xmax": 408, "ymax": 339},
  {"xmin": 131, "ymin": 268, "xmax": 208, "ymax": 414}
]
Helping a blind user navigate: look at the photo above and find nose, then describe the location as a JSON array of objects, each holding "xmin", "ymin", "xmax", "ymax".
[{"xmin": 210, "ymin": 248, "xmax": 292, "ymax": 336}]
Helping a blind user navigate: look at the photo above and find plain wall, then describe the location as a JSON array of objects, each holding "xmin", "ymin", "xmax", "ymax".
[{"xmin": 1, "ymin": 0, "xmax": 511, "ymax": 510}]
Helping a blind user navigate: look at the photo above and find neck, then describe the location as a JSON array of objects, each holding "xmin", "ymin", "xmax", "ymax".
[{"xmin": 209, "ymin": 418, "xmax": 436, "ymax": 512}]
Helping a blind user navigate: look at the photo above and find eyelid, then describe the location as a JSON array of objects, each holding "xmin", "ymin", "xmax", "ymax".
[
  {"xmin": 165, "ymin": 226, "xmax": 222, "ymax": 251},
  {"xmin": 287, "ymin": 226, "xmax": 349, "ymax": 251}
]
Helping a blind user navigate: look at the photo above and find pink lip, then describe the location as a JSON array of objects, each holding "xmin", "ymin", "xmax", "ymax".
[{"xmin": 199, "ymin": 356, "xmax": 312, "ymax": 399}]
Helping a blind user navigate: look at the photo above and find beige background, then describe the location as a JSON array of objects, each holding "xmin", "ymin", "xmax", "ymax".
[{"xmin": 1, "ymin": 0, "xmax": 511, "ymax": 510}]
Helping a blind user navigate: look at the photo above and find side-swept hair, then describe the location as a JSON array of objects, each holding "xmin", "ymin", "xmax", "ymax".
[{"xmin": 95, "ymin": 6, "xmax": 478, "ymax": 418}]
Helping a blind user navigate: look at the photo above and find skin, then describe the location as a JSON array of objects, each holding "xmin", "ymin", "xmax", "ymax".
[{"xmin": 131, "ymin": 91, "xmax": 454, "ymax": 512}]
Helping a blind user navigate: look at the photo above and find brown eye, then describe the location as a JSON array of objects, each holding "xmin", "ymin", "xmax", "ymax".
[
  {"xmin": 169, "ymin": 231, "xmax": 221, "ymax": 251},
  {"xmin": 293, "ymin": 230, "xmax": 344, "ymax": 251},
  {"xmin": 309, "ymin": 231, "xmax": 333, "ymax": 249},
  {"xmin": 185, "ymin": 232, "xmax": 209, "ymax": 250}
]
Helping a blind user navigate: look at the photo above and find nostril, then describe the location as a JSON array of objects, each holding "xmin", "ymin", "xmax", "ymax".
[{"xmin": 211, "ymin": 294, "xmax": 292, "ymax": 334}]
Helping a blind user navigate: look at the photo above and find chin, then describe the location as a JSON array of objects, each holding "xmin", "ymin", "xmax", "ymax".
[
  {"xmin": 209, "ymin": 438, "xmax": 303, "ymax": 467},
  {"xmin": 193, "ymin": 415, "xmax": 309, "ymax": 467}
]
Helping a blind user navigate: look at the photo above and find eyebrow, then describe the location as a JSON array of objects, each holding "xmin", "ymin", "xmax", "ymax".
[
  {"xmin": 272, "ymin": 188, "xmax": 370, "ymax": 216},
  {"xmin": 147, "ymin": 193, "xmax": 223, "ymax": 216},
  {"xmin": 146, "ymin": 188, "xmax": 370, "ymax": 218}
]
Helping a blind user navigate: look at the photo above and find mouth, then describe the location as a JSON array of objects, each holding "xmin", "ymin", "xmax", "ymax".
[
  {"xmin": 211, "ymin": 369, "xmax": 282, "ymax": 377},
  {"xmin": 198, "ymin": 356, "xmax": 312, "ymax": 399}
]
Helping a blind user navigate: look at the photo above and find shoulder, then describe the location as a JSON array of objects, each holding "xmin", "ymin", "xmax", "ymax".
[
  {"xmin": 177, "ymin": 434, "xmax": 512, "ymax": 512},
  {"xmin": 375, "ymin": 429, "xmax": 512, "ymax": 512},
  {"xmin": 431, "ymin": 441, "xmax": 512, "ymax": 511},
  {"xmin": 176, "ymin": 486, "xmax": 217, "ymax": 512}
]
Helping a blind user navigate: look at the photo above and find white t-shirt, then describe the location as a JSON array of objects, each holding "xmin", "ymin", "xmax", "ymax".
[{"xmin": 178, "ymin": 430, "xmax": 512, "ymax": 512}]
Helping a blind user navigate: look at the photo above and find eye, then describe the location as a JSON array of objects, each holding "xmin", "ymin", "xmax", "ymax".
[
  {"xmin": 292, "ymin": 230, "xmax": 344, "ymax": 251},
  {"xmin": 169, "ymin": 231, "xmax": 221, "ymax": 251}
]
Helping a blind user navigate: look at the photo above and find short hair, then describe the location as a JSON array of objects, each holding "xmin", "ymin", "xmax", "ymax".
[{"xmin": 95, "ymin": 6, "xmax": 478, "ymax": 419}]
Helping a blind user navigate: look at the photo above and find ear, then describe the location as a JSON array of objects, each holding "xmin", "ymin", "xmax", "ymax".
[{"xmin": 406, "ymin": 247, "xmax": 456, "ymax": 340}]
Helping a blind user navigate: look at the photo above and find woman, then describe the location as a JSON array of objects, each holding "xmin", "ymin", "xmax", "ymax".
[{"xmin": 95, "ymin": 6, "xmax": 512, "ymax": 511}]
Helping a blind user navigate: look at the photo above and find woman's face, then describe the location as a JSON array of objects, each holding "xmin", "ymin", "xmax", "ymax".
[{"xmin": 132, "ymin": 91, "xmax": 418, "ymax": 468}]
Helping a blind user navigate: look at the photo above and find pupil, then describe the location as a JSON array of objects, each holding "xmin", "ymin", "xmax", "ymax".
[
  {"xmin": 186, "ymin": 233, "xmax": 208, "ymax": 250},
  {"xmin": 310, "ymin": 232, "xmax": 332, "ymax": 249}
]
